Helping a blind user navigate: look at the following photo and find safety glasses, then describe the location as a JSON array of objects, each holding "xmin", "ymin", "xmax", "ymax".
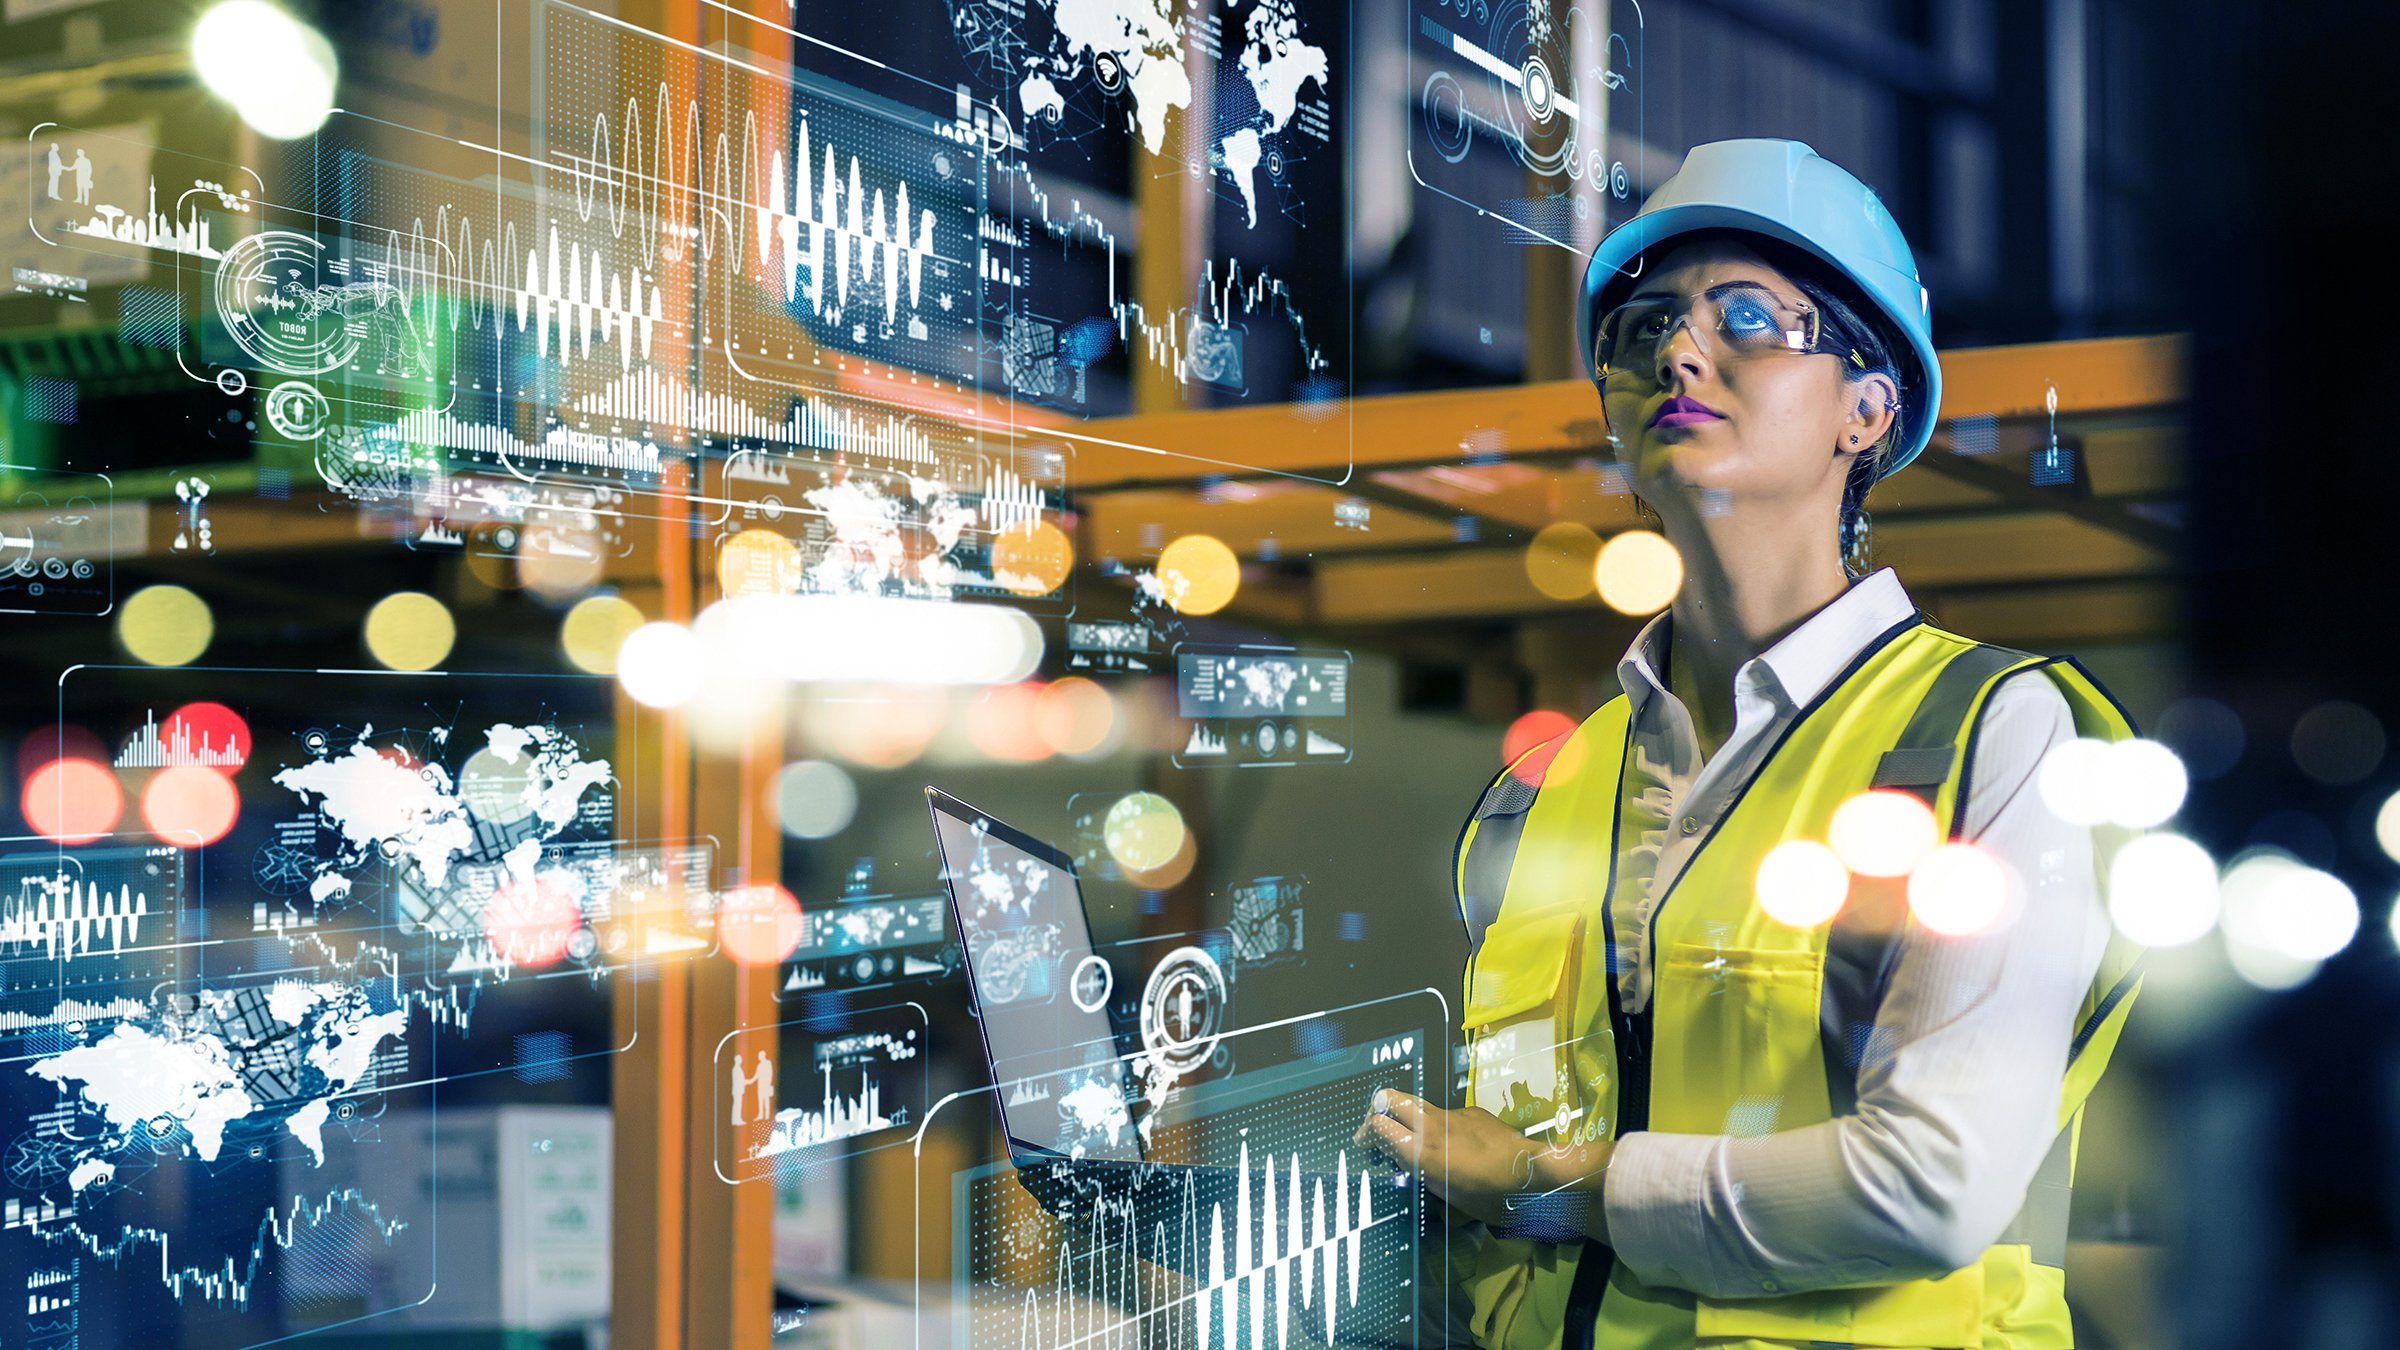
[{"xmin": 1592, "ymin": 281, "xmax": 1858, "ymax": 387}]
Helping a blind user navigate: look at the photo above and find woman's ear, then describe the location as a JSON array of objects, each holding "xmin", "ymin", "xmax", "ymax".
[{"xmin": 1840, "ymin": 370, "xmax": 1901, "ymax": 453}]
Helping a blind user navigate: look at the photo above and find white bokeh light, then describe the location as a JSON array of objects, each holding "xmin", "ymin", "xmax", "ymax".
[
  {"xmin": 616, "ymin": 621, "xmax": 704, "ymax": 708},
  {"xmin": 2220, "ymin": 852, "xmax": 2359, "ymax": 980},
  {"xmin": 2376, "ymin": 788, "xmax": 2400, "ymax": 865},
  {"xmin": 1754, "ymin": 839, "xmax": 1851, "ymax": 927},
  {"xmin": 2104, "ymin": 739, "xmax": 2190, "ymax": 828},
  {"xmin": 2106, "ymin": 833, "xmax": 2221, "ymax": 947},
  {"xmin": 1827, "ymin": 790, "xmax": 1939, "ymax": 878},
  {"xmin": 774, "ymin": 760, "xmax": 859, "ymax": 839},
  {"xmin": 2036, "ymin": 738, "xmax": 2114, "ymax": 826},
  {"xmin": 1908, "ymin": 843, "xmax": 2012, "ymax": 936},
  {"xmin": 193, "ymin": 2, "xmax": 338, "ymax": 139}
]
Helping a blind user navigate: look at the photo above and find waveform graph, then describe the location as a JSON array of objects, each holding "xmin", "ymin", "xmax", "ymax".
[
  {"xmin": 941, "ymin": 1005, "xmax": 1441, "ymax": 1350},
  {"xmin": 0, "ymin": 846, "xmax": 187, "ymax": 1033},
  {"xmin": 713, "ymin": 1003, "xmax": 929, "ymax": 1182},
  {"xmin": 508, "ymin": 0, "xmax": 985, "ymax": 383}
]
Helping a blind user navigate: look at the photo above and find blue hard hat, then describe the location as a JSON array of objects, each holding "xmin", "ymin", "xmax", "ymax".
[{"xmin": 1579, "ymin": 138, "xmax": 1941, "ymax": 480}]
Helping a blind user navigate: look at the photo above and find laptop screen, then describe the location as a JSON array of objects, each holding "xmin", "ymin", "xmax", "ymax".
[{"xmin": 928, "ymin": 790, "xmax": 1142, "ymax": 1163}]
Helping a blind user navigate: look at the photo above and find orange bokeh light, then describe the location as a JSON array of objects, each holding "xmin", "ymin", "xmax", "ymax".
[
  {"xmin": 140, "ymin": 765, "xmax": 240, "ymax": 847},
  {"xmin": 24, "ymin": 758, "xmax": 123, "ymax": 844},
  {"xmin": 969, "ymin": 683, "xmax": 1052, "ymax": 762},
  {"xmin": 717, "ymin": 883, "xmax": 806, "ymax": 967}
]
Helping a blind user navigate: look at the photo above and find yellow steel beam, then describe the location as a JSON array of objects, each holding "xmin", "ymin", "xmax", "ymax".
[{"xmin": 1066, "ymin": 334, "xmax": 2186, "ymax": 491}]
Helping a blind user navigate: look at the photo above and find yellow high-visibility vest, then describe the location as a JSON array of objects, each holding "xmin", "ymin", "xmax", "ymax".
[{"xmin": 1450, "ymin": 617, "xmax": 2146, "ymax": 1350}]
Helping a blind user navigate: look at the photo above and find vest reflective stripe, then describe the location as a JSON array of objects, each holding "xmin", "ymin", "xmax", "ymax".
[{"xmin": 1450, "ymin": 621, "xmax": 2145, "ymax": 1350}]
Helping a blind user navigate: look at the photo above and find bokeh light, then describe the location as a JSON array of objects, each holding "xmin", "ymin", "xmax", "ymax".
[
  {"xmin": 1156, "ymin": 534, "xmax": 1241, "ymax": 616},
  {"xmin": 1104, "ymin": 791, "xmax": 1186, "ymax": 873},
  {"xmin": 2290, "ymin": 700, "xmax": 2385, "ymax": 785},
  {"xmin": 618, "ymin": 622, "xmax": 704, "ymax": 708},
  {"xmin": 118, "ymin": 584, "xmax": 214, "ymax": 666},
  {"xmin": 799, "ymin": 686, "xmax": 949, "ymax": 768},
  {"xmin": 717, "ymin": 883, "xmax": 806, "ymax": 966},
  {"xmin": 2154, "ymin": 696, "xmax": 2245, "ymax": 781},
  {"xmin": 1123, "ymin": 827, "xmax": 1198, "ymax": 890},
  {"xmin": 1594, "ymin": 530, "xmax": 1682, "ymax": 615},
  {"xmin": 1038, "ymin": 678, "xmax": 1119, "ymax": 758},
  {"xmin": 363, "ymin": 591, "xmax": 456, "ymax": 671},
  {"xmin": 484, "ymin": 872, "xmax": 584, "ymax": 969},
  {"xmin": 967, "ymin": 683, "xmax": 1052, "ymax": 762},
  {"xmin": 2378, "ymin": 788, "xmax": 2400, "ymax": 865},
  {"xmin": 1907, "ymin": 843, "xmax": 2011, "ymax": 936},
  {"xmin": 140, "ymin": 765, "xmax": 240, "ymax": 847},
  {"xmin": 992, "ymin": 520, "xmax": 1075, "ymax": 597},
  {"xmin": 23, "ymin": 758, "xmax": 123, "ymax": 844},
  {"xmin": 561, "ymin": 594, "xmax": 646, "ymax": 675},
  {"xmin": 718, "ymin": 528, "xmax": 803, "ymax": 599},
  {"xmin": 192, "ymin": 0, "xmax": 338, "ymax": 139},
  {"xmin": 1755, "ymin": 839, "xmax": 1850, "ymax": 927},
  {"xmin": 514, "ymin": 528, "xmax": 606, "ymax": 600},
  {"xmin": 18, "ymin": 725, "xmax": 107, "ymax": 780},
  {"xmin": 1502, "ymin": 709, "xmax": 1578, "ymax": 785},
  {"xmin": 1827, "ymin": 790, "xmax": 1939, "ymax": 878},
  {"xmin": 2106, "ymin": 833, "xmax": 2221, "ymax": 947},
  {"xmin": 2220, "ymin": 853, "xmax": 2358, "ymax": 964},
  {"xmin": 774, "ymin": 760, "xmax": 859, "ymax": 839},
  {"xmin": 2038, "ymin": 737, "xmax": 2187, "ymax": 828},
  {"xmin": 159, "ymin": 702, "xmax": 250, "ymax": 773},
  {"xmin": 1524, "ymin": 522, "xmax": 1600, "ymax": 601}
]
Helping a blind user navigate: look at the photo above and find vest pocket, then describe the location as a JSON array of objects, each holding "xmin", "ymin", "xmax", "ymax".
[
  {"xmin": 1464, "ymin": 908, "xmax": 1584, "ymax": 1138},
  {"xmin": 1693, "ymin": 1262, "xmax": 1987, "ymax": 1348},
  {"xmin": 1650, "ymin": 942, "xmax": 1831, "ymax": 1138}
]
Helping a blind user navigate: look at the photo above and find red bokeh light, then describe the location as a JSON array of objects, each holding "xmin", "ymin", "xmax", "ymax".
[
  {"xmin": 23, "ymin": 758, "xmax": 124, "ymax": 844},
  {"xmin": 1502, "ymin": 709, "xmax": 1580, "ymax": 785},
  {"xmin": 162, "ymin": 702, "xmax": 251, "ymax": 773},
  {"xmin": 140, "ymin": 765, "xmax": 241, "ymax": 847},
  {"xmin": 484, "ymin": 872, "xmax": 585, "ymax": 969},
  {"xmin": 716, "ymin": 883, "xmax": 805, "ymax": 967},
  {"xmin": 968, "ymin": 683, "xmax": 1052, "ymax": 762},
  {"xmin": 18, "ymin": 725, "xmax": 108, "ymax": 780}
]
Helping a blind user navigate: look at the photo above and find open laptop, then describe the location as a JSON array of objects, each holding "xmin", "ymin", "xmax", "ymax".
[{"xmin": 924, "ymin": 785, "xmax": 1145, "ymax": 1168}]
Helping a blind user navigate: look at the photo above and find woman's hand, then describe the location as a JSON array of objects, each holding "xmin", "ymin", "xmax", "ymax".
[
  {"xmin": 1352, "ymin": 1089, "xmax": 1537, "ymax": 1226},
  {"xmin": 1353, "ymin": 1090, "xmax": 1617, "ymax": 1241}
]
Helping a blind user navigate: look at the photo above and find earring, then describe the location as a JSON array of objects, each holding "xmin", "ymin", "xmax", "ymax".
[{"xmin": 1849, "ymin": 435, "xmax": 1860, "ymax": 444}]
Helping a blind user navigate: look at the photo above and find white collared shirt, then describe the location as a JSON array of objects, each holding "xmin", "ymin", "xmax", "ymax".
[{"xmin": 1599, "ymin": 567, "xmax": 2113, "ymax": 1297}]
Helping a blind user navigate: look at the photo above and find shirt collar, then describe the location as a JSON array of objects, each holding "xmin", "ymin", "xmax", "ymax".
[{"xmin": 1615, "ymin": 567, "xmax": 1920, "ymax": 720}]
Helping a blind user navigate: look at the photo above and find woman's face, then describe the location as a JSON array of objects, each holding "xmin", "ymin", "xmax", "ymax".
[{"xmin": 1598, "ymin": 240, "xmax": 1892, "ymax": 524}]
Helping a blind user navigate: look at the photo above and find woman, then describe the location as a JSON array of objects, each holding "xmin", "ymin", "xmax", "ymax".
[{"xmin": 1357, "ymin": 140, "xmax": 2145, "ymax": 1349}]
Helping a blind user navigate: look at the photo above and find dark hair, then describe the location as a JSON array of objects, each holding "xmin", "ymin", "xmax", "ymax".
[{"xmin": 1607, "ymin": 230, "xmax": 1917, "ymax": 580}]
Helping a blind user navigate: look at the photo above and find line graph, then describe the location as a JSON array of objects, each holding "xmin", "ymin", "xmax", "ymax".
[
  {"xmin": 0, "ymin": 875, "xmax": 153, "ymax": 960},
  {"xmin": 21, "ymin": 1188, "xmax": 408, "ymax": 1310}
]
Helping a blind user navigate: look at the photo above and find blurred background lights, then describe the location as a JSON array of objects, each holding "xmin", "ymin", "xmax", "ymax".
[
  {"xmin": 717, "ymin": 528, "xmax": 802, "ymax": 599},
  {"xmin": 2289, "ymin": 699, "xmax": 2385, "ymax": 785},
  {"xmin": 140, "ymin": 765, "xmax": 240, "ymax": 847},
  {"xmin": 2106, "ymin": 833, "xmax": 2221, "ymax": 946},
  {"xmin": 991, "ymin": 520, "xmax": 1075, "ymax": 597},
  {"xmin": 617, "ymin": 622, "xmax": 704, "ymax": 708},
  {"xmin": 560, "ymin": 595, "xmax": 646, "ymax": 675},
  {"xmin": 2377, "ymin": 788, "xmax": 2400, "ymax": 864},
  {"xmin": 483, "ymin": 873, "xmax": 584, "ymax": 970},
  {"xmin": 514, "ymin": 528, "xmax": 606, "ymax": 601},
  {"xmin": 1907, "ymin": 843, "xmax": 2011, "ymax": 935},
  {"xmin": 192, "ymin": 1, "xmax": 338, "ymax": 140},
  {"xmin": 773, "ymin": 760, "xmax": 859, "ymax": 839},
  {"xmin": 1594, "ymin": 529, "xmax": 1682, "ymax": 615},
  {"xmin": 966, "ymin": 683, "xmax": 1052, "ymax": 762},
  {"xmin": 362, "ymin": 591, "xmax": 456, "ymax": 671},
  {"xmin": 2220, "ymin": 852, "xmax": 2359, "ymax": 989},
  {"xmin": 1754, "ymin": 839, "xmax": 1850, "ymax": 927},
  {"xmin": 1501, "ymin": 709, "xmax": 1579, "ymax": 786},
  {"xmin": 716, "ymin": 883, "xmax": 806, "ymax": 966},
  {"xmin": 2153, "ymin": 696, "xmax": 2245, "ymax": 781},
  {"xmin": 1103, "ymin": 791, "xmax": 1186, "ymax": 874},
  {"xmin": 22, "ymin": 758, "xmax": 122, "ymax": 844},
  {"xmin": 117, "ymin": 584, "xmax": 213, "ymax": 666},
  {"xmin": 1827, "ymin": 790, "xmax": 1939, "ymax": 877},
  {"xmin": 708, "ymin": 595, "xmax": 1041, "ymax": 685},
  {"xmin": 1036, "ymin": 678, "xmax": 1119, "ymax": 758},
  {"xmin": 1155, "ymin": 534, "xmax": 1241, "ymax": 616},
  {"xmin": 2038, "ymin": 736, "xmax": 2187, "ymax": 828},
  {"xmin": 1523, "ymin": 522, "xmax": 1600, "ymax": 601}
]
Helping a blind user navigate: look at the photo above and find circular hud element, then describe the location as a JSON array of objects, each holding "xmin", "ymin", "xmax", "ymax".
[{"xmin": 1139, "ymin": 945, "xmax": 1226, "ymax": 1076}]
